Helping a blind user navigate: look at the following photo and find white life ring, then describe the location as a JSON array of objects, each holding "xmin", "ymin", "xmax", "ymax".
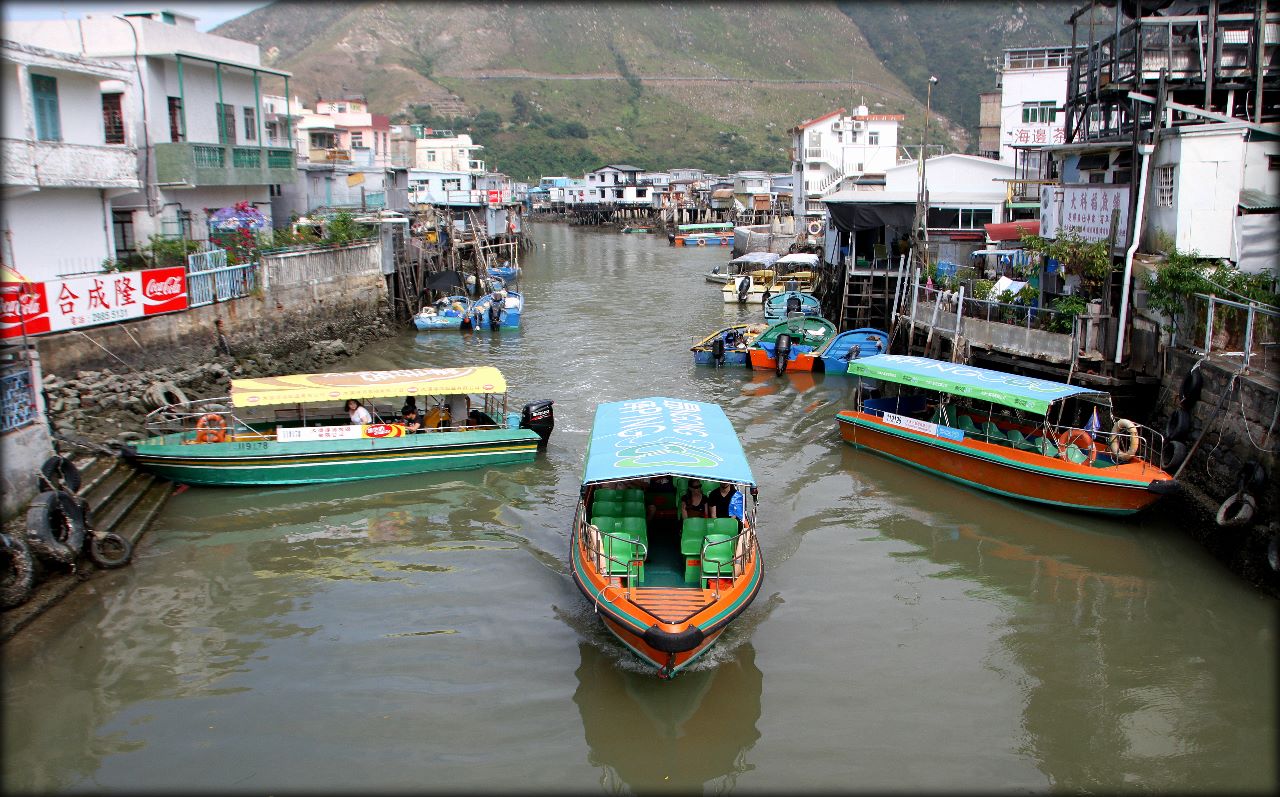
[
  {"xmin": 1108, "ymin": 418, "xmax": 1141, "ymax": 463},
  {"xmin": 807, "ymin": 220, "xmax": 822, "ymax": 236}
]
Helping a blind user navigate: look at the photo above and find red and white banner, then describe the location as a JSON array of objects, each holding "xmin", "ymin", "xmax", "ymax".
[{"xmin": 1, "ymin": 267, "xmax": 188, "ymax": 340}]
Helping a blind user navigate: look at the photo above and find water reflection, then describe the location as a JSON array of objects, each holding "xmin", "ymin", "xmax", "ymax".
[{"xmin": 573, "ymin": 641, "xmax": 763, "ymax": 794}]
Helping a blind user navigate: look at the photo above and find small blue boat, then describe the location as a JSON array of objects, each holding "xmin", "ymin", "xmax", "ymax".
[
  {"xmin": 488, "ymin": 263, "xmax": 520, "ymax": 281},
  {"xmin": 813, "ymin": 327, "xmax": 889, "ymax": 375},
  {"xmin": 471, "ymin": 288, "xmax": 524, "ymax": 330},
  {"xmin": 414, "ymin": 295, "xmax": 475, "ymax": 331},
  {"xmin": 762, "ymin": 290, "xmax": 821, "ymax": 322},
  {"xmin": 691, "ymin": 322, "xmax": 769, "ymax": 367}
]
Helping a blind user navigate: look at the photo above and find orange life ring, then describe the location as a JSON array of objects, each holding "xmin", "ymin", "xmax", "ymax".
[
  {"xmin": 1055, "ymin": 428, "xmax": 1096, "ymax": 463},
  {"xmin": 195, "ymin": 413, "xmax": 227, "ymax": 443}
]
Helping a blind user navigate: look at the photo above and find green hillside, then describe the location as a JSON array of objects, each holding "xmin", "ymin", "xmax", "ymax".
[{"xmin": 216, "ymin": 0, "xmax": 1082, "ymax": 181}]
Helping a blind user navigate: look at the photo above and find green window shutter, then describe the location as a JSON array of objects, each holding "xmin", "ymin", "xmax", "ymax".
[{"xmin": 31, "ymin": 74, "xmax": 61, "ymax": 142}]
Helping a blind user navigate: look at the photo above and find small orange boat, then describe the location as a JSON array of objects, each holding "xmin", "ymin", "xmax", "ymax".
[
  {"xmin": 835, "ymin": 355, "xmax": 1178, "ymax": 515},
  {"xmin": 745, "ymin": 316, "xmax": 836, "ymax": 375},
  {"xmin": 570, "ymin": 397, "xmax": 762, "ymax": 677}
]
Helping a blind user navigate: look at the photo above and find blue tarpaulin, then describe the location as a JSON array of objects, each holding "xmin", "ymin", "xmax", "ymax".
[{"xmin": 582, "ymin": 397, "xmax": 756, "ymax": 486}]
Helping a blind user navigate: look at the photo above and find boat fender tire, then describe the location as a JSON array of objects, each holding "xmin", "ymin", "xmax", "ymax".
[
  {"xmin": 1165, "ymin": 408, "xmax": 1192, "ymax": 442},
  {"xmin": 0, "ymin": 533, "xmax": 35, "ymax": 609},
  {"xmin": 774, "ymin": 334, "xmax": 793, "ymax": 377},
  {"xmin": 24, "ymin": 490, "xmax": 85, "ymax": 564},
  {"xmin": 1216, "ymin": 491, "xmax": 1256, "ymax": 528},
  {"xmin": 1108, "ymin": 419, "xmax": 1141, "ymax": 463},
  {"xmin": 1179, "ymin": 367, "xmax": 1204, "ymax": 407},
  {"xmin": 143, "ymin": 381, "xmax": 188, "ymax": 411},
  {"xmin": 1236, "ymin": 460, "xmax": 1268, "ymax": 495},
  {"xmin": 711, "ymin": 336, "xmax": 726, "ymax": 365},
  {"xmin": 89, "ymin": 531, "xmax": 133, "ymax": 569},
  {"xmin": 1160, "ymin": 440, "xmax": 1188, "ymax": 472},
  {"xmin": 1146, "ymin": 478, "xmax": 1180, "ymax": 495},
  {"xmin": 1055, "ymin": 429, "xmax": 1096, "ymax": 463},
  {"xmin": 806, "ymin": 220, "xmax": 822, "ymax": 236},
  {"xmin": 195, "ymin": 413, "xmax": 228, "ymax": 444},
  {"xmin": 38, "ymin": 454, "xmax": 82, "ymax": 493},
  {"xmin": 642, "ymin": 623, "xmax": 705, "ymax": 654}
]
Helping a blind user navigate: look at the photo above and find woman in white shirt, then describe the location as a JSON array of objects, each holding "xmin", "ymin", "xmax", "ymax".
[{"xmin": 346, "ymin": 399, "xmax": 372, "ymax": 425}]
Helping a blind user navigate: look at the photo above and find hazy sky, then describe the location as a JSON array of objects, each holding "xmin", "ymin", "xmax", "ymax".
[{"xmin": 2, "ymin": 0, "xmax": 269, "ymax": 31}]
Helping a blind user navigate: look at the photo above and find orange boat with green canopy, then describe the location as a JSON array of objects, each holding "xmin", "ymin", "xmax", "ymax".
[{"xmin": 123, "ymin": 367, "xmax": 554, "ymax": 486}]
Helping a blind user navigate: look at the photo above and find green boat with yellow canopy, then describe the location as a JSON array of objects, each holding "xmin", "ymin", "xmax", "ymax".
[{"xmin": 123, "ymin": 367, "xmax": 554, "ymax": 486}]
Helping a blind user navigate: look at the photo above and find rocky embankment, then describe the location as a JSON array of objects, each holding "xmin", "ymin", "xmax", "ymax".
[{"xmin": 43, "ymin": 311, "xmax": 399, "ymax": 446}]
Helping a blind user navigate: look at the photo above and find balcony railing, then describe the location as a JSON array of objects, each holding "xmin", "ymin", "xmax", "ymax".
[
  {"xmin": 1, "ymin": 138, "xmax": 139, "ymax": 189},
  {"xmin": 154, "ymin": 142, "xmax": 296, "ymax": 187}
]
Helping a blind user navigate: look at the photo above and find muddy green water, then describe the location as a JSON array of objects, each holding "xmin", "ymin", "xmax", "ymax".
[{"xmin": 3, "ymin": 224, "xmax": 1276, "ymax": 794}]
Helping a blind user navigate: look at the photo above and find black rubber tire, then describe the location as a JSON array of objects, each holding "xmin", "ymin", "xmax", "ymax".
[
  {"xmin": 1236, "ymin": 461, "xmax": 1268, "ymax": 495},
  {"xmin": 1215, "ymin": 492, "xmax": 1256, "ymax": 528},
  {"xmin": 143, "ymin": 381, "xmax": 188, "ymax": 411},
  {"xmin": 1179, "ymin": 367, "xmax": 1204, "ymax": 408},
  {"xmin": 1165, "ymin": 408, "xmax": 1192, "ymax": 442},
  {"xmin": 0, "ymin": 534, "xmax": 35, "ymax": 609},
  {"xmin": 1160, "ymin": 440, "xmax": 1188, "ymax": 472},
  {"xmin": 37, "ymin": 454, "xmax": 82, "ymax": 493},
  {"xmin": 24, "ymin": 491, "xmax": 86, "ymax": 565},
  {"xmin": 88, "ymin": 532, "xmax": 133, "ymax": 569}
]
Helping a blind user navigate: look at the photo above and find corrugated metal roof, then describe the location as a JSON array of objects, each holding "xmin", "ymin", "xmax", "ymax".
[
  {"xmin": 712, "ymin": 188, "xmax": 734, "ymax": 198},
  {"xmin": 1239, "ymin": 189, "xmax": 1280, "ymax": 211}
]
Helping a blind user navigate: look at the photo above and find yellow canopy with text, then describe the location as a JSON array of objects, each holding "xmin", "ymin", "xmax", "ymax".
[{"xmin": 230, "ymin": 367, "xmax": 508, "ymax": 408}]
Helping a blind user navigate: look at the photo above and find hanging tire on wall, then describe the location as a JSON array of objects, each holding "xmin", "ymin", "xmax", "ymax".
[
  {"xmin": 88, "ymin": 532, "xmax": 133, "ymax": 569},
  {"xmin": 1216, "ymin": 492, "xmax": 1257, "ymax": 528},
  {"xmin": 37, "ymin": 454, "xmax": 81, "ymax": 493},
  {"xmin": 0, "ymin": 533, "xmax": 35, "ymax": 609},
  {"xmin": 1165, "ymin": 408, "xmax": 1192, "ymax": 442},
  {"xmin": 142, "ymin": 381, "xmax": 188, "ymax": 411},
  {"xmin": 1160, "ymin": 440, "xmax": 1188, "ymax": 472},
  {"xmin": 24, "ymin": 490, "xmax": 86, "ymax": 565},
  {"xmin": 1179, "ymin": 367, "xmax": 1204, "ymax": 408},
  {"xmin": 1236, "ymin": 461, "xmax": 1268, "ymax": 496}
]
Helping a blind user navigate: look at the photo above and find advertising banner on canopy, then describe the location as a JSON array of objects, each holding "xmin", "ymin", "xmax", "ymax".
[{"xmin": 1, "ymin": 267, "xmax": 189, "ymax": 340}]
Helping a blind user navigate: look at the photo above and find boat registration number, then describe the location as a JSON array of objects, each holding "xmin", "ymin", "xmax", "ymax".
[{"xmin": 883, "ymin": 412, "xmax": 964, "ymax": 442}]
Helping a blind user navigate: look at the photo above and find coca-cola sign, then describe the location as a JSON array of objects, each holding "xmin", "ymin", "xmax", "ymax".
[{"xmin": 1, "ymin": 266, "xmax": 189, "ymax": 339}]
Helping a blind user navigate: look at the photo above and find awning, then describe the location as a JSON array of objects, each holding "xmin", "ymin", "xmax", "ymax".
[
  {"xmin": 846, "ymin": 355, "xmax": 1107, "ymax": 415},
  {"xmin": 424, "ymin": 270, "xmax": 465, "ymax": 291},
  {"xmin": 582, "ymin": 397, "xmax": 755, "ymax": 486},
  {"xmin": 712, "ymin": 188, "xmax": 734, "ymax": 198},
  {"xmin": 728, "ymin": 252, "xmax": 780, "ymax": 267},
  {"xmin": 230, "ymin": 367, "xmax": 509, "ymax": 408},
  {"xmin": 825, "ymin": 201, "xmax": 916, "ymax": 233},
  {"xmin": 1239, "ymin": 189, "xmax": 1280, "ymax": 211},
  {"xmin": 984, "ymin": 220, "xmax": 1039, "ymax": 241}
]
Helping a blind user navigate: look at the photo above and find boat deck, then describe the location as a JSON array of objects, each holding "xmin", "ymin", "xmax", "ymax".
[{"xmin": 630, "ymin": 587, "xmax": 713, "ymax": 622}]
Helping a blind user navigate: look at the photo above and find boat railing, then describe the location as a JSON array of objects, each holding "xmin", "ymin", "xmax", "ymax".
[
  {"xmin": 581, "ymin": 517, "xmax": 649, "ymax": 598},
  {"xmin": 698, "ymin": 524, "xmax": 755, "ymax": 598}
]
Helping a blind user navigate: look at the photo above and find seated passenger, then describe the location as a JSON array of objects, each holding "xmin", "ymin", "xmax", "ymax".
[
  {"xmin": 402, "ymin": 406, "xmax": 422, "ymax": 433},
  {"xmin": 346, "ymin": 399, "xmax": 372, "ymax": 426},
  {"xmin": 708, "ymin": 482, "xmax": 739, "ymax": 525}
]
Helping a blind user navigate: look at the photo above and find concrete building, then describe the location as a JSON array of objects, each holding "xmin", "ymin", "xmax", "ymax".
[{"xmin": 791, "ymin": 105, "xmax": 905, "ymax": 220}]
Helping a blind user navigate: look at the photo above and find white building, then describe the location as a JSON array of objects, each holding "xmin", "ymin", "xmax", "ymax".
[
  {"xmin": 791, "ymin": 105, "xmax": 905, "ymax": 219},
  {"xmin": 412, "ymin": 130, "xmax": 485, "ymax": 173},
  {"xmin": 986, "ymin": 46, "xmax": 1074, "ymax": 167},
  {"xmin": 8, "ymin": 10, "xmax": 296, "ymax": 249},
  {"xmin": 1, "ymin": 39, "xmax": 141, "ymax": 281}
]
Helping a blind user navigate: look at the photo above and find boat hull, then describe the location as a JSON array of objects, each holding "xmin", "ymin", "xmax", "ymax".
[
  {"xmin": 675, "ymin": 235, "xmax": 733, "ymax": 247},
  {"xmin": 693, "ymin": 349, "xmax": 750, "ymax": 366},
  {"xmin": 836, "ymin": 411, "xmax": 1172, "ymax": 515},
  {"xmin": 748, "ymin": 345, "xmax": 818, "ymax": 372},
  {"xmin": 126, "ymin": 428, "xmax": 542, "ymax": 486}
]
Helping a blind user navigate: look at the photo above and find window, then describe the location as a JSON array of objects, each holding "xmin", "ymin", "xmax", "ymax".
[
  {"xmin": 350, "ymin": 132, "xmax": 363, "ymax": 148},
  {"xmin": 167, "ymin": 97, "xmax": 184, "ymax": 142},
  {"xmin": 808, "ymin": 162, "xmax": 821, "ymax": 170},
  {"xmin": 1268, "ymin": 154, "xmax": 1279, "ymax": 171},
  {"xmin": 1021, "ymin": 101, "xmax": 1056, "ymax": 124},
  {"xmin": 217, "ymin": 103, "xmax": 236, "ymax": 144},
  {"xmin": 1156, "ymin": 166, "xmax": 1174, "ymax": 208},
  {"xmin": 868, "ymin": 131, "xmax": 879, "ymax": 145},
  {"xmin": 102, "ymin": 93, "xmax": 124, "ymax": 144},
  {"xmin": 426, "ymin": 150, "xmax": 436, "ymax": 162},
  {"xmin": 30, "ymin": 74, "xmax": 60, "ymax": 142},
  {"xmin": 851, "ymin": 131, "xmax": 860, "ymax": 143},
  {"xmin": 808, "ymin": 131, "xmax": 822, "ymax": 147},
  {"xmin": 269, "ymin": 184, "xmax": 282, "ymax": 197},
  {"xmin": 111, "ymin": 210, "xmax": 135, "ymax": 260},
  {"xmin": 243, "ymin": 107, "xmax": 256, "ymax": 141},
  {"xmin": 443, "ymin": 178, "xmax": 461, "ymax": 191},
  {"xmin": 927, "ymin": 208, "xmax": 994, "ymax": 229}
]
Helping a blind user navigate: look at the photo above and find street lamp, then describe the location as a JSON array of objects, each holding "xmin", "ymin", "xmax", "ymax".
[{"xmin": 914, "ymin": 76, "xmax": 939, "ymax": 268}]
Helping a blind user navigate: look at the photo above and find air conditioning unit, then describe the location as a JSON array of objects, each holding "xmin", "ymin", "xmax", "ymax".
[
  {"xmin": 852, "ymin": 121, "xmax": 867, "ymax": 131},
  {"xmin": 831, "ymin": 121, "xmax": 843, "ymax": 131}
]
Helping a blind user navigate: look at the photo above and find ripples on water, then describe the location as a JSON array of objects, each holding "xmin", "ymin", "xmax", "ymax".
[{"xmin": 1, "ymin": 224, "xmax": 1275, "ymax": 794}]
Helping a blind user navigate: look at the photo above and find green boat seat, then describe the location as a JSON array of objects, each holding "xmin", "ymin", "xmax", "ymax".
[
  {"xmin": 594, "ymin": 488, "xmax": 626, "ymax": 504},
  {"xmin": 620, "ymin": 488, "xmax": 645, "ymax": 503},
  {"xmin": 601, "ymin": 532, "xmax": 643, "ymax": 580},
  {"xmin": 1063, "ymin": 444, "xmax": 1089, "ymax": 465},
  {"xmin": 931, "ymin": 406, "xmax": 954, "ymax": 426},
  {"xmin": 981, "ymin": 422, "xmax": 1010, "ymax": 445},
  {"xmin": 673, "ymin": 477, "xmax": 689, "ymax": 503},
  {"xmin": 1034, "ymin": 437, "xmax": 1059, "ymax": 458},
  {"xmin": 592, "ymin": 499, "xmax": 623, "ymax": 519},
  {"xmin": 619, "ymin": 500, "xmax": 646, "ymax": 518},
  {"xmin": 620, "ymin": 515, "xmax": 648, "ymax": 546},
  {"xmin": 955, "ymin": 415, "xmax": 980, "ymax": 436},
  {"xmin": 701, "ymin": 480, "xmax": 719, "ymax": 494},
  {"xmin": 1004, "ymin": 429, "xmax": 1038, "ymax": 451},
  {"xmin": 590, "ymin": 515, "xmax": 621, "ymax": 535},
  {"xmin": 710, "ymin": 517, "xmax": 740, "ymax": 536},
  {"xmin": 700, "ymin": 534, "xmax": 737, "ymax": 581},
  {"xmin": 680, "ymin": 517, "xmax": 709, "ymax": 556}
]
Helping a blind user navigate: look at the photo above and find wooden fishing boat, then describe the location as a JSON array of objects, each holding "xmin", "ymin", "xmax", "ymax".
[
  {"xmin": 746, "ymin": 316, "xmax": 837, "ymax": 374},
  {"xmin": 705, "ymin": 251, "xmax": 779, "ymax": 285},
  {"xmin": 835, "ymin": 355, "xmax": 1179, "ymax": 515},
  {"xmin": 813, "ymin": 327, "xmax": 888, "ymax": 374},
  {"xmin": 672, "ymin": 222, "xmax": 735, "ymax": 247},
  {"xmin": 691, "ymin": 322, "xmax": 769, "ymax": 367},
  {"xmin": 124, "ymin": 367, "xmax": 554, "ymax": 486},
  {"xmin": 486, "ymin": 263, "xmax": 520, "ymax": 281},
  {"xmin": 570, "ymin": 397, "xmax": 762, "ymax": 678},
  {"xmin": 762, "ymin": 290, "xmax": 821, "ymax": 322}
]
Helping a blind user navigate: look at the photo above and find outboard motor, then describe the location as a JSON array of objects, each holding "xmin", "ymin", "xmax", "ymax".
[
  {"xmin": 785, "ymin": 278, "xmax": 799, "ymax": 292},
  {"xmin": 842, "ymin": 343, "xmax": 862, "ymax": 363},
  {"xmin": 520, "ymin": 400, "xmax": 555, "ymax": 447},
  {"xmin": 786, "ymin": 295, "xmax": 802, "ymax": 315},
  {"xmin": 774, "ymin": 333, "xmax": 793, "ymax": 376},
  {"xmin": 736, "ymin": 276, "xmax": 750, "ymax": 304},
  {"xmin": 711, "ymin": 336, "xmax": 726, "ymax": 367},
  {"xmin": 487, "ymin": 297, "xmax": 503, "ymax": 329}
]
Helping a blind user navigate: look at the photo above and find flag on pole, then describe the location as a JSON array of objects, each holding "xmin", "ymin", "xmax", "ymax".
[{"xmin": 1084, "ymin": 407, "xmax": 1101, "ymax": 435}]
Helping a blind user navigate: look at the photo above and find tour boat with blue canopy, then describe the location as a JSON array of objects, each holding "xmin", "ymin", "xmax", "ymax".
[
  {"xmin": 835, "ymin": 355, "xmax": 1178, "ymax": 514},
  {"xmin": 570, "ymin": 397, "xmax": 762, "ymax": 678},
  {"xmin": 124, "ymin": 367, "xmax": 554, "ymax": 486}
]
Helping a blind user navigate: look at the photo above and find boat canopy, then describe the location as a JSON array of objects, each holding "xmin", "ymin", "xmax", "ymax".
[
  {"xmin": 775, "ymin": 253, "xmax": 820, "ymax": 268},
  {"xmin": 582, "ymin": 397, "xmax": 755, "ymax": 487},
  {"xmin": 230, "ymin": 367, "xmax": 508, "ymax": 408},
  {"xmin": 847, "ymin": 355, "xmax": 1108, "ymax": 415},
  {"xmin": 677, "ymin": 222, "xmax": 734, "ymax": 231},
  {"xmin": 728, "ymin": 251, "xmax": 780, "ymax": 267}
]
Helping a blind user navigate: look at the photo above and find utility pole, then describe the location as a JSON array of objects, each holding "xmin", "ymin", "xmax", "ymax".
[{"xmin": 912, "ymin": 76, "xmax": 939, "ymax": 273}]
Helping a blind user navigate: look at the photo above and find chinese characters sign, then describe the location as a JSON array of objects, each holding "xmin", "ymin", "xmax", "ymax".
[
  {"xmin": 276, "ymin": 423, "xmax": 406, "ymax": 442},
  {"xmin": 1040, "ymin": 184, "xmax": 1131, "ymax": 244},
  {"xmin": 1005, "ymin": 124, "xmax": 1065, "ymax": 146},
  {"xmin": 1, "ymin": 267, "xmax": 188, "ymax": 339}
]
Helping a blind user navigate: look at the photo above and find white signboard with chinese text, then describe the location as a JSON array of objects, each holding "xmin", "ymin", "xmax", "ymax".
[{"xmin": 1039, "ymin": 184, "xmax": 1131, "ymax": 245}]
